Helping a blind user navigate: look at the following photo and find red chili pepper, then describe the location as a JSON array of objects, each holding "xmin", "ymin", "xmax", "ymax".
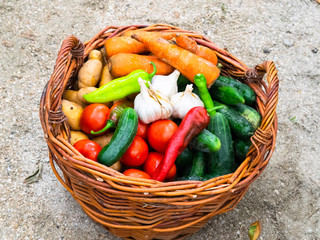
[
  {"xmin": 152, "ymin": 106, "xmax": 210, "ymax": 181},
  {"xmin": 91, "ymin": 100, "xmax": 133, "ymax": 135}
]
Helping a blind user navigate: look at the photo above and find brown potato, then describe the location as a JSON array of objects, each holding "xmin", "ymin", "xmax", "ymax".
[
  {"xmin": 63, "ymin": 90, "xmax": 86, "ymax": 108},
  {"xmin": 109, "ymin": 161, "xmax": 122, "ymax": 172},
  {"xmin": 78, "ymin": 59, "xmax": 102, "ymax": 88},
  {"xmin": 100, "ymin": 47, "xmax": 108, "ymax": 65},
  {"xmin": 77, "ymin": 87, "xmax": 98, "ymax": 104},
  {"xmin": 70, "ymin": 131, "xmax": 88, "ymax": 145},
  {"xmin": 91, "ymin": 132, "xmax": 114, "ymax": 148},
  {"xmin": 89, "ymin": 50, "xmax": 103, "ymax": 63},
  {"xmin": 61, "ymin": 100, "xmax": 83, "ymax": 130},
  {"xmin": 99, "ymin": 65, "xmax": 113, "ymax": 87}
]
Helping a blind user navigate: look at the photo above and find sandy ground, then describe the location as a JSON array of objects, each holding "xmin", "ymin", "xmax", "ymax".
[{"xmin": 0, "ymin": 0, "xmax": 319, "ymax": 239}]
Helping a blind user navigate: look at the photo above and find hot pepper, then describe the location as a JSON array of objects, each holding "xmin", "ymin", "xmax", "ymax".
[
  {"xmin": 83, "ymin": 62, "xmax": 157, "ymax": 103},
  {"xmin": 194, "ymin": 73, "xmax": 222, "ymax": 116},
  {"xmin": 152, "ymin": 106, "xmax": 210, "ymax": 181},
  {"xmin": 91, "ymin": 100, "xmax": 133, "ymax": 135}
]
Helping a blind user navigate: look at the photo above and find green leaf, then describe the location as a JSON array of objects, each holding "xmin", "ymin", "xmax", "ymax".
[
  {"xmin": 248, "ymin": 221, "xmax": 261, "ymax": 240},
  {"xmin": 24, "ymin": 161, "xmax": 43, "ymax": 185}
]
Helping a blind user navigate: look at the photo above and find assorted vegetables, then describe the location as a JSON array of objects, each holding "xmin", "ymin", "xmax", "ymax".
[{"xmin": 62, "ymin": 33, "xmax": 261, "ymax": 182}]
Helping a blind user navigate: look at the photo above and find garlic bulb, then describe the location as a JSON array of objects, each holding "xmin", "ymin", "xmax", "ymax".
[
  {"xmin": 134, "ymin": 78, "xmax": 173, "ymax": 124},
  {"xmin": 151, "ymin": 70, "xmax": 180, "ymax": 99},
  {"xmin": 170, "ymin": 84, "xmax": 204, "ymax": 119}
]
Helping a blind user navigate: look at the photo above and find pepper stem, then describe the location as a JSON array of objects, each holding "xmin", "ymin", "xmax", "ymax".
[
  {"xmin": 90, "ymin": 120, "xmax": 115, "ymax": 135},
  {"xmin": 194, "ymin": 74, "xmax": 216, "ymax": 116},
  {"xmin": 207, "ymin": 106, "xmax": 223, "ymax": 116},
  {"xmin": 148, "ymin": 61, "xmax": 157, "ymax": 80}
]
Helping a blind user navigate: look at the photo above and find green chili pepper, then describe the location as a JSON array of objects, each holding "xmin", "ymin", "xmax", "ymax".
[
  {"xmin": 83, "ymin": 62, "xmax": 157, "ymax": 103},
  {"xmin": 194, "ymin": 74, "xmax": 222, "ymax": 116}
]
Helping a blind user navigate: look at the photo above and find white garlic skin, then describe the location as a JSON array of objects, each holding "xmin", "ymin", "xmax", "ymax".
[
  {"xmin": 151, "ymin": 70, "xmax": 180, "ymax": 99},
  {"xmin": 170, "ymin": 84, "xmax": 204, "ymax": 119},
  {"xmin": 134, "ymin": 78, "xmax": 173, "ymax": 124}
]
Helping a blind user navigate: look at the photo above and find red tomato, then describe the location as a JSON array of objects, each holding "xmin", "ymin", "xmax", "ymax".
[
  {"xmin": 73, "ymin": 139, "xmax": 102, "ymax": 162},
  {"xmin": 80, "ymin": 104, "xmax": 110, "ymax": 134},
  {"xmin": 136, "ymin": 120, "xmax": 149, "ymax": 140},
  {"xmin": 147, "ymin": 119, "xmax": 178, "ymax": 153},
  {"xmin": 120, "ymin": 136, "xmax": 149, "ymax": 166},
  {"xmin": 143, "ymin": 152, "xmax": 176, "ymax": 181},
  {"xmin": 123, "ymin": 169, "xmax": 151, "ymax": 179}
]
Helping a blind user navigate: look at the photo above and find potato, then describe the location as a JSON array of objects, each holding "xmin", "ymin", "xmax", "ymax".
[
  {"xmin": 89, "ymin": 50, "xmax": 103, "ymax": 63},
  {"xmin": 99, "ymin": 65, "xmax": 113, "ymax": 87},
  {"xmin": 78, "ymin": 59, "xmax": 102, "ymax": 88},
  {"xmin": 91, "ymin": 132, "xmax": 113, "ymax": 148},
  {"xmin": 109, "ymin": 161, "xmax": 122, "ymax": 172},
  {"xmin": 77, "ymin": 87, "xmax": 98, "ymax": 104},
  {"xmin": 62, "ymin": 100, "xmax": 83, "ymax": 130},
  {"xmin": 100, "ymin": 47, "xmax": 108, "ymax": 65},
  {"xmin": 63, "ymin": 90, "xmax": 87, "ymax": 108},
  {"xmin": 70, "ymin": 131, "xmax": 88, "ymax": 145}
]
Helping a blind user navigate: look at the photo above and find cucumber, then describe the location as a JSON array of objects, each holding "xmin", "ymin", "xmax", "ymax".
[
  {"xmin": 189, "ymin": 129, "xmax": 221, "ymax": 153},
  {"xmin": 214, "ymin": 75, "xmax": 256, "ymax": 105},
  {"xmin": 179, "ymin": 151, "xmax": 205, "ymax": 181},
  {"xmin": 234, "ymin": 139, "xmax": 252, "ymax": 164},
  {"xmin": 175, "ymin": 147, "xmax": 193, "ymax": 177},
  {"xmin": 209, "ymin": 85, "xmax": 245, "ymax": 105},
  {"xmin": 188, "ymin": 151, "xmax": 206, "ymax": 178},
  {"xmin": 233, "ymin": 103, "xmax": 261, "ymax": 130},
  {"xmin": 205, "ymin": 112, "xmax": 236, "ymax": 178},
  {"xmin": 214, "ymin": 101, "xmax": 255, "ymax": 139},
  {"xmin": 177, "ymin": 74, "xmax": 200, "ymax": 95},
  {"xmin": 98, "ymin": 108, "xmax": 138, "ymax": 166}
]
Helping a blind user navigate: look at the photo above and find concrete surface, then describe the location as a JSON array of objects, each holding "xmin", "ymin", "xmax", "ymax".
[{"xmin": 0, "ymin": 0, "xmax": 319, "ymax": 239}]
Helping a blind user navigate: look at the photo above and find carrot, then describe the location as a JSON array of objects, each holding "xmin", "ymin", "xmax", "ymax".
[
  {"xmin": 108, "ymin": 53, "xmax": 174, "ymax": 78},
  {"xmin": 132, "ymin": 34, "xmax": 220, "ymax": 87},
  {"xmin": 104, "ymin": 37, "xmax": 148, "ymax": 59},
  {"xmin": 175, "ymin": 34, "xmax": 218, "ymax": 65}
]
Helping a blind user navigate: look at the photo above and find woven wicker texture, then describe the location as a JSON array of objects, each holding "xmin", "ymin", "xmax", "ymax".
[{"xmin": 39, "ymin": 24, "xmax": 279, "ymax": 240}]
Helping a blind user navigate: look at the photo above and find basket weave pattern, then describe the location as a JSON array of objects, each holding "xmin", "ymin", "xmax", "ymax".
[{"xmin": 39, "ymin": 24, "xmax": 279, "ymax": 240}]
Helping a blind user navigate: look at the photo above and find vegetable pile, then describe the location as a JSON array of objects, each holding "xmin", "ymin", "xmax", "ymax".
[{"xmin": 62, "ymin": 31, "xmax": 261, "ymax": 182}]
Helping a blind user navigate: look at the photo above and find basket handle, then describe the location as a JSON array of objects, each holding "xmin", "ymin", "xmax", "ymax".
[
  {"xmin": 245, "ymin": 60, "xmax": 279, "ymax": 132},
  {"xmin": 48, "ymin": 36, "xmax": 84, "ymax": 112}
]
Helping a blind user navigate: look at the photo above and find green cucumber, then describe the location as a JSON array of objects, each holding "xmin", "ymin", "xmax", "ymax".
[
  {"xmin": 233, "ymin": 103, "xmax": 261, "ymax": 130},
  {"xmin": 234, "ymin": 139, "xmax": 252, "ymax": 164},
  {"xmin": 98, "ymin": 108, "xmax": 138, "ymax": 166},
  {"xmin": 214, "ymin": 101, "xmax": 255, "ymax": 139},
  {"xmin": 175, "ymin": 147, "xmax": 193, "ymax": 177},
  {"xmin": 209, "ymin": 85, "xmax": 245, "ymax": 105},
  {"xmin": 205, "ymin": 112, "xmax": 236, "ymax": 178},
  {"xmin": 188, "ymin": 151, "xmax": 206, "ymax": 178},
  {"xmin": 179, "ymin": 151, "xmax": 205, "ymax": 181},
  {"xmin": 189, "ymin": 129, "xmax": 221, "ymax": 153},
  {"xmin": 214, "ymin": 76, "xmax": 256, "ymax": 105}
]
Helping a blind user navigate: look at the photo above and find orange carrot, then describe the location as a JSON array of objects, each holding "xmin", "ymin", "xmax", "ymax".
[
  {"xmin": 108, "ymin": 53, "xmax": 174, "ymax": 78},
  {"xmin": 132, "ymin": 34, "xmax": 220, "ymax": 87},
  {"xmin": 175, "ymin": 34, "xmax": 218, "ymax": 65},
  {"xmin": 104, "ymin": 37, "xmax": 147, "ymax": 59}
]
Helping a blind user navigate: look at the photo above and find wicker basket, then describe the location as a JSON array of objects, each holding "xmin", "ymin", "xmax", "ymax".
[{"xmin": 39, "ymin": 24, "xmax": 279, "ymax": 240}]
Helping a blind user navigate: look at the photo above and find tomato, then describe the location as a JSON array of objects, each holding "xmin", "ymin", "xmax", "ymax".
[
  {"xmin": 73, "ymin": 139, "xmax": 102, "ymax": 162},
  {"xmin": 120, "ymin": 136, "xmax": 149, "ymax": 166},
  {"xmin": 123, "ymin": 169, "xmax": 151, "ymax": 179},
  {"xmin": 80, "ymin": 103, "xmax": 110, "ymax": 134},
  {"xmin": 147, "ymin": 119, "xmax": 178, "ymax": 153},
  {"xmin": 136, "ymin": 120, "xmax": 149, "ymax": 140},
  {"xmin": 143, "ymin": 152, "xmax": 176, "ymax": 181}
]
